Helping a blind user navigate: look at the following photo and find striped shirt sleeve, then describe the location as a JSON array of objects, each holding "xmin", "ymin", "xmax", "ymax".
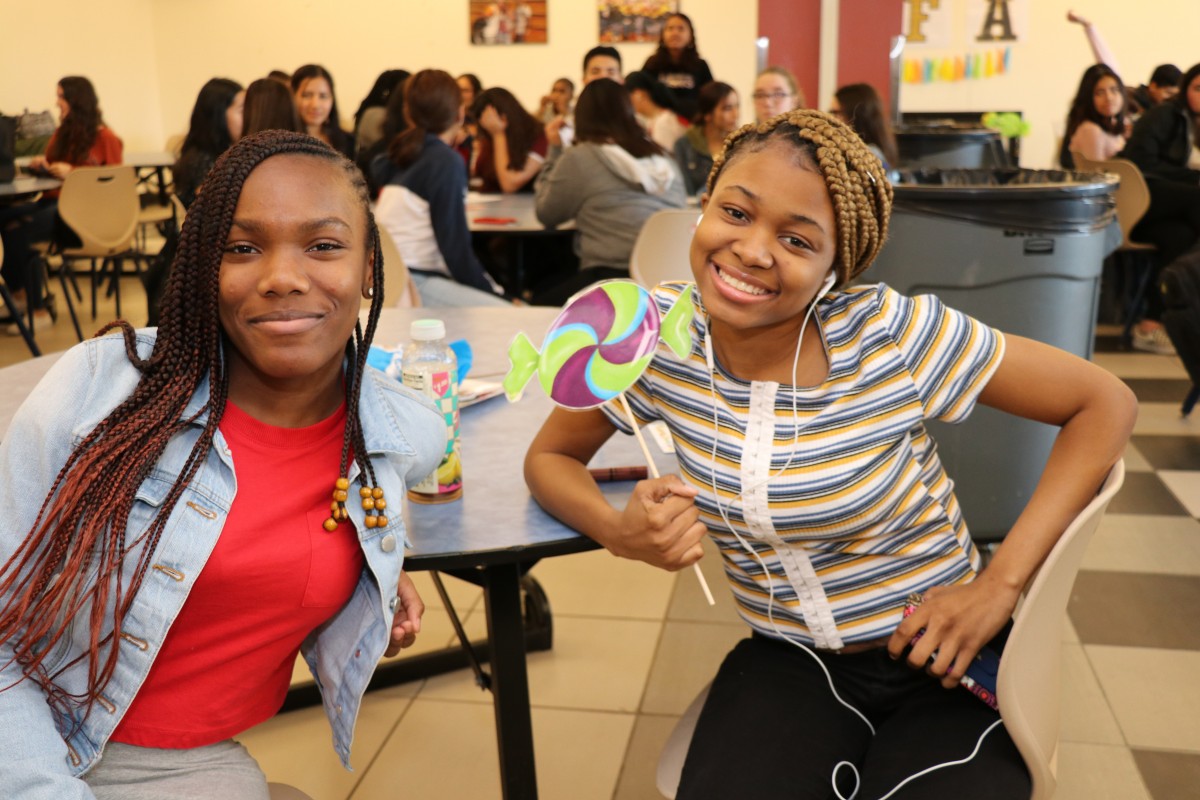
[{"xmin": 877, "ymin": 285, "xmax": 1006, "ymax": 424}]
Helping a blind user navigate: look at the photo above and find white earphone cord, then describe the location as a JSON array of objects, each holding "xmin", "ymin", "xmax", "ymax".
[{"xmin": 702, "ymin": 280, "xmax": 999, "ymax": 800}]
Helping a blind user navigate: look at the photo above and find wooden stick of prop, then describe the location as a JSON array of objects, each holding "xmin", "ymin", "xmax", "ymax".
[{"xmin": 617, "ymin": 392, "xmax": 715, "ymax": 606}]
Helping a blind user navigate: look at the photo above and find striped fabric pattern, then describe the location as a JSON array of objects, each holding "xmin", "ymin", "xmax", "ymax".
[{"xmin": 604, "ymin": 282, "xmax": 1005, "ymax": 649}]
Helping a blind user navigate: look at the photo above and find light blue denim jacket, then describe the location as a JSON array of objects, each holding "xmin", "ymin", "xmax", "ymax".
[{"xmin": 0, "ymin": 331, "xmax": 447, "ymax": 798}]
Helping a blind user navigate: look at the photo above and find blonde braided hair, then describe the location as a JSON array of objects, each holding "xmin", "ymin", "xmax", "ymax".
[{"xmin": 706, "ymin": 108, "xmax": 894, "ymax": 287}]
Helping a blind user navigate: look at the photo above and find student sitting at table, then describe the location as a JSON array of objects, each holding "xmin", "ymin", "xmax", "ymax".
[
  {"xmin": 359, "ymin": 79, "xmax": 411, "ymax": 198},
  {"xmin": 373, "ymin": 69, "xmax": 510, "ymax": 307},
  {"xmin": 752, "ymin": 65, "xmax": 805, "ymax": 124},
  {"xmin": 534, "ymin": 77, "xmax": 575, "ymax": 123},
  {"xmin": 0, "ymin": 129, "xmax": 445, "ymax": 798},
  {"xmin": 173, "ymin": 78, "xmax": 245, "ymax": 209},
  {"xmin": 353, "ymin": 69, "xmax": 410, "ymax": 157},
  {"xmin": 471, "ymin": 87, "xmax": 548, "ymax": 194},
  {"xmin": 291, "ymin": 64, "xmax": 355, "ymax": 158},
  {"xmin": 241, "ymin": 77, "xmax": 303, "ymax": 138},
  {"xmin": 1, "ymin": 76, "xmax": 123, "ymax": 335},
  {"xmin": 625, "ymin": 70, "xmax": 690, "ymax": 152},
  {"xmin": 534, "ymin": 78, "xmax": 686, "ymax": 305},
  {"xmin": 525, "ymin": 108, "xmax": 1136, "ymax": 800},
  {"xmin": 144, "ymin": 78, "xmax": 245, "ymax": 327},
  {"xmin": 673, "ymin": 80, "xmax": 740, "ymax": 197}
]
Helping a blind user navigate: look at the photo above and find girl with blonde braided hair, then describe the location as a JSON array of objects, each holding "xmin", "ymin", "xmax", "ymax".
[
  {"xmin": 0, "ymin": 130, "xmax": 446, "ymax": 798},
  {"xmin": 526, "ymin": 108, "xmax": 1134, "ymax": 797}
]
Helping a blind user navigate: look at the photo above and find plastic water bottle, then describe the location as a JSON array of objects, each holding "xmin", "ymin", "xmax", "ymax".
[{"xmin": 401, "ymin": 319, "xmax": 463, "ymax": 503}]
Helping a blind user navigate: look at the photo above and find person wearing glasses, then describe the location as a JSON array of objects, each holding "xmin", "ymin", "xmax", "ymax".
[{"xmin": 752, "ymin": 66, "xmax": 805, "ymax": 123}]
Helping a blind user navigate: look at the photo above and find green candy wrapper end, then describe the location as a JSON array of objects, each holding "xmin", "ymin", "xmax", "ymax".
[
  {"xmin": 659, "ymin": 285, "xmax": 698, "ymax": 360},
  {"xmin": 503, "ymin": 331, "xmax": 540, "ymax": 402}
]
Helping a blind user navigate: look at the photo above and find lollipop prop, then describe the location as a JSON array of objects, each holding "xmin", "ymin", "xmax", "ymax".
[{"xmin": 505, "ymin": 281, "xmax": 715, "ymax": 605}]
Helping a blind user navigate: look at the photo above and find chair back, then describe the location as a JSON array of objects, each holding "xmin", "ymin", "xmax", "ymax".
[
  {"xmin": 655, "ymin": 681, "xmax": 711, "ymax": 798},
  {"xmin": 997, "ymin": 459, "xmax": 1125, "ymax": 800},
  {"xmin": 171, "ymin": 192, "xmax": 188, "ymax": 225},
  {"xmin": 630, "ymin": 209, "xmax": 699, "ymax": 289},
  {"xmin": 377, "ymin": 228, "xmax": 418, "ymax": 307},
  {"xmin": 57, "ymin": 166, "xmax": 140, "ymax": 257},
  {"xmin": 1071, "ymin": 152, "xmax": 1153, "ymax": 249}
]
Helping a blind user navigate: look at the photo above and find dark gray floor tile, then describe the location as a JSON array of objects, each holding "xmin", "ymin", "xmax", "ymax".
[
  {"xmin": 1130, "ymin": 435, "xmax": 1200, "ymax": 471},
  {"xmin": 1123, "ymin": 379, "xmax": 1196, "ymax": 404},
  {"xmin": 1132, "ymin": 748, "xmax": 1200, "ymax": 800},
  {"xmin": 1068, "ymin": 570, "xmax": 1200, "ymax": 650},
  {"xmin": 1107, "ymin": 471, "xmax": 1190, "ymax": 515}
]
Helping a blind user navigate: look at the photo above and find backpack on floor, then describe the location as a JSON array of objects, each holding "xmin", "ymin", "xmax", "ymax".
[{"xmin": 1158, "ymin": 247, "xmax": 1200, "ymax": 413}]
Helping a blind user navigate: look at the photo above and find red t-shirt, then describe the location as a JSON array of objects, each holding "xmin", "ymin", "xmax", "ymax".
[
  {"xmin": 40, "ymin": 126, "xmax": 123, "ymax": 199},
  {"xmin": 111, "ymin": 401, "xmax": 364, "ymax": 748},
  {"xmin": 472, "ymin": 130, "xmax": 548, "ymax": 193}
]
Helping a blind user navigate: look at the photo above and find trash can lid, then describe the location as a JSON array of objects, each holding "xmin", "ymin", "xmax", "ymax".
[
  {"xmin": 895, "ymin": 124, "xmax": 1001, "ymax": 141},
  {"xmin": 889, "ymin": 168, "xmax": 1119, "ymax": 233}
]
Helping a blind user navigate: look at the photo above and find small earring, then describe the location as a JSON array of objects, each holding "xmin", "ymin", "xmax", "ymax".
[{"xmin": 366, "ymin": 286, "xmax": 375, "ymax": 298}]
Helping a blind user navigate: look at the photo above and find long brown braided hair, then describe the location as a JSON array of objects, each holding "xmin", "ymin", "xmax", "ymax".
[
  {"xmin": 0, "ymin": 130, "xmax": 386, "ymax": 724},
  {"xmin": 706, "ymin": 108, "xmax": 894, "ymax": 288}
]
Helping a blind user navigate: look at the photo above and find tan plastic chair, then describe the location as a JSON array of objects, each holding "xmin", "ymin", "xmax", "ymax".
[
  {"xmin": 377, "ymin": 227, "xmax": 420, "ymax": 308},
  {"xmin": 1072, "ymin": 152, "xmax": 1159, "ymax": 345},
  {"xmin": 998, "ymin": 458, "xmax": 1124, "ymax": 800},
  {"xmin": 629, "ymin": 209, "xmax": 699, "ymax": 289},
  {"xmin": 267, "ymin": 783, "xmax": 314, "ymax": 800},
  {"xmin": 655, "ymin": 460, "xmax": 1126, "ymax": 800},
  {"xmin": 55, "ymin": 165, "xmax": 141, "ymax": 326}
]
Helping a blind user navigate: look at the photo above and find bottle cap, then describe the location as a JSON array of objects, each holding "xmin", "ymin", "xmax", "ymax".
[{"xmin": 410, "ymin": 319, "xmax": 446, "ymax": 341}]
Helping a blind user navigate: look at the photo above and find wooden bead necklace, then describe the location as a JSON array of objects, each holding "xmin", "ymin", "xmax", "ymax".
[{"xmin": 323, "ymin": 477, "xmax": 388, "ymax": 531}]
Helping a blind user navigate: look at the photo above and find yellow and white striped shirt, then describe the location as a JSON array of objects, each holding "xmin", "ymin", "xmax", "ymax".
[{"xmin": 605, "ymin": 282, "xmax": 1006, "ymax": 649}]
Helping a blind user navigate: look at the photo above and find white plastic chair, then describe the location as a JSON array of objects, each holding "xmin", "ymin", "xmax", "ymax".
[
  {"xmin": 629, "ymin": 209, "xmax": 699, "ymax": 289},
  {"xmin": 998, "ymin": 458, "xmax": 1124, "ymax": 800},
  {"xmin": 377, "ymin": 228, "xmax": 420, "ymax": 308},
  {"xmin": 655, "ymin": 459, "xmax": 1126, "ymax": 799}
]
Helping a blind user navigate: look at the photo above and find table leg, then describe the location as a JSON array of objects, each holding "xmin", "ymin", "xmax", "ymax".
[{"xmin": 482, "ymin": 561, "xmax": 538, "ymax": 800}]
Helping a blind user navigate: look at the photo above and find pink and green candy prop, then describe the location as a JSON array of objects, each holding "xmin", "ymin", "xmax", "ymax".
[{"xmin": 504, "ymin": 281, "xmax": 715, "ymax": 605}]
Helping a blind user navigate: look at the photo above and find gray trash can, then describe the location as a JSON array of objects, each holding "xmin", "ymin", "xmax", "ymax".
[
  {"xmin": 868, "ymin": 167, "xmax": 1119, "ymax": 542},
  {"xmin": 895, "ymin": 124, "xmax": 1008, "ymax": 169}
]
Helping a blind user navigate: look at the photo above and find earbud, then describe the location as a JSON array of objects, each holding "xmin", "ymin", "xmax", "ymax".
[
  {"xmin": 820, "ymin": 271, "xmax": 836, "ymax": 295},
  {"xmin": 695, "ymin": 213, "xmax": 704, "ymax": 227}
]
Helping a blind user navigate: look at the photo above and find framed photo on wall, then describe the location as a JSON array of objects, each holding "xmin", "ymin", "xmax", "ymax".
[
  {"xmin": 598, "ymin": 0, "xmax": 679, "ymax": 43},
  {"xmin": 469, "ymin": 1, "xmax": 547, "ymax": 45}
]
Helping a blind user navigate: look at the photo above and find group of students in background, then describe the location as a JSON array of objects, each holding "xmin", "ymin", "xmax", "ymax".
[
  {"xmin": 166, "ymin": 12, "xmax": 898, "ymax": 311},
  {"xmin": 1062, "ymin": 9, "xmax": 1200, "ymax": 356},
  {"xmin": 2, "ymin": 11, "xmax": 900, "ymax": 327}
]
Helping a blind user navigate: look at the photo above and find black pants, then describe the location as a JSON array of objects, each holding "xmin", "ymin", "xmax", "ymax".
[
  {"xmin": 1134, "ymin": 179, "xmax": 1200, "ymax": 320},
  {"xmin": 0, "ymin": 199, "xmax": 57, "ymax": 309},
  {"xmin": 677, "ymin": 634, "xmax": 1030, "ymax": 800}
]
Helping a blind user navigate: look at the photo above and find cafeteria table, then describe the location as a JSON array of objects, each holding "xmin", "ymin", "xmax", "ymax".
[{"xmin": 467, "ymin": 193, "xmax": 574, "ymax": 298}]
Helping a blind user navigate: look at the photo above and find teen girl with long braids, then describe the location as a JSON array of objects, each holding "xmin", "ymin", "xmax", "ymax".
[
  {"xmin": 525, "ymin": 109, "xmax": 1135, "ymax": 798},
  {"xmin": 0, "ymin": 130, "xmax": 446, "ymax": 798},
  {"xmin": 1, "ymin": 76, "xmax": 123, "ymax": 333}
]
